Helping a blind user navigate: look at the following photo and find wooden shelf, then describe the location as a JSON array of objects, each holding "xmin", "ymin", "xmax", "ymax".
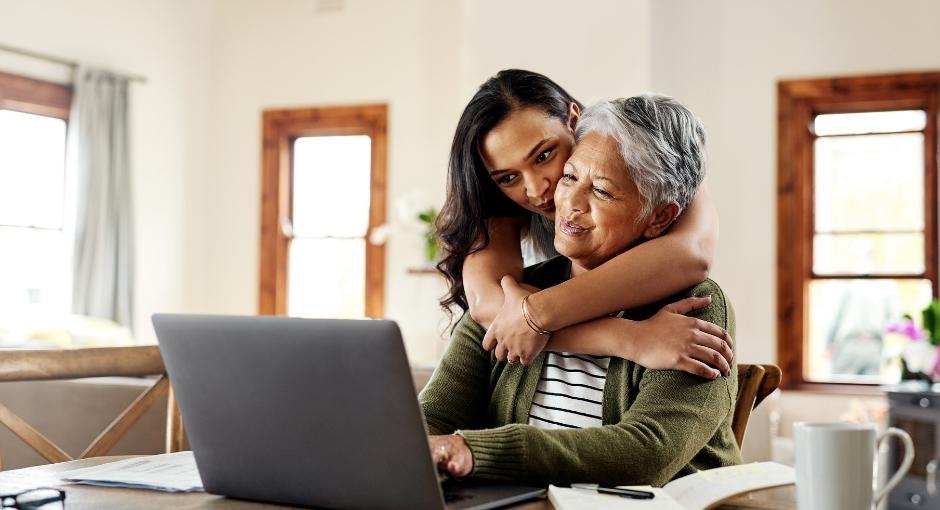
[{"xmin": 406, "ymin": 267, "xmax": 438, "ymax": 275}]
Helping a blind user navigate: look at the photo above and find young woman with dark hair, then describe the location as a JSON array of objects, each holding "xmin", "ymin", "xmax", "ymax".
[{"xmin": 435, "ymin": 70, "xmax": 732, "ymax": 379}]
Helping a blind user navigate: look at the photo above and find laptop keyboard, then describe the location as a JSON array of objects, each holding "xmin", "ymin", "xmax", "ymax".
[
  {"xmin": 443, "ymin": 489, "xmax": 473, "ymax": 503},
  {"xmin": 441, "ymin": 479, "xmax": 476, "ymax": 503}
]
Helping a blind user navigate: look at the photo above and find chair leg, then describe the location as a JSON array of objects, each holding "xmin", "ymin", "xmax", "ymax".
[
  {"xmin": 166, "ymin": 386, "xmax": 185, "ymax": 452},
  {"xmin": 0, "ymin": 401, "xmax": 72, "ymax": 464},
  {"xmin": 81, "ymin": 376, "xmax": 170, "ymax": 459}
]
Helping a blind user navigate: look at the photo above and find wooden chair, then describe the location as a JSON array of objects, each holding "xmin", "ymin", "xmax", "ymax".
[
  {"xmin": 0, "ymin": 346, "xmax": 184, "ymax": 470},
  {"xmin": 733, "ymin": 363, "xmax": 782, "ymax": 448}
]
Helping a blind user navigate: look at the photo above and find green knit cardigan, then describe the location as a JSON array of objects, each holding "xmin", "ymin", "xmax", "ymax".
[{"xmin": 419, "ymin": 256, "xmax": 742, "ymax": 487}]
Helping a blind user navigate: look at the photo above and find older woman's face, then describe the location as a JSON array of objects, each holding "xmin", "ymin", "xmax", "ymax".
[
  {"xmin": 480, "ymin": 107, "xmax": 576, "ymax": 219},
  {"xmin": 553, "ymin": 132, "xmax": 647, "ymax": 271}
]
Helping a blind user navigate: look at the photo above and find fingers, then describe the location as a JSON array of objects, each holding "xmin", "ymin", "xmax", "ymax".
[
  {"xmin": 510, "ymin": 349, "xmax": 533, "ymax": 366},
  {"xmin": 429, "ymin": 436, "xmax": 473, "ymax": 478},
  {"xmin": 448, "ymin": 453, "xmax": 472, "ymax": 477},
  {"xmin": 663, "ymin": 295, "xmax": 712, "ymax": 315},
  {"xmin": 691, "ymin": 318, "xmax": 734, "ymax": 365},
  {"xmin": 494, "ymin": 341, "xmax": 508, "ymax": 361},
  {"xmin": 688, "ymin": 342, "xmax": 730, "ymax": 377},
  {"xmin": 679, "ymin": 357, "xmax": 722, "ymax": 380},
  {"xmin": 482, "ymin": 328, "xmax": 497, "ymax": 351},
  {"xmin": 430, "ymin": 438, "xmax": 448, "ymax": 466}
]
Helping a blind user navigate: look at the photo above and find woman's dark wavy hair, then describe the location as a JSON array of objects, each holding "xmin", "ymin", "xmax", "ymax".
[{"xmin": 435, "ymin": 69, "xmax": 582, "ymax": 322}]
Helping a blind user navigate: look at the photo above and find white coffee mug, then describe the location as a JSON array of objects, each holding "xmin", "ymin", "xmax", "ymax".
[{"xmin": 793, "ymin": 422, "xmax": 914, "ymax": 510}]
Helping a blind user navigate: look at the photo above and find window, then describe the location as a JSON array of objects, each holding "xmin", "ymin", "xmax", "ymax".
[
  {"xmin": 259, "ymin": 105, "xmax": 386, "ymax": 318},
  {"xmin": 777, "ymin": 72, "xmax": 940, "ymax": 390},
  {"xmin": 0, "ymin": 71, "xmax": 72, "ymax": 322}
]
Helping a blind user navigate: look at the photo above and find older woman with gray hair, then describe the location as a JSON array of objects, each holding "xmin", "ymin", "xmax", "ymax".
[{"xmin": 420, "ymin": 94, "xmax": 741, "ymax": 486}]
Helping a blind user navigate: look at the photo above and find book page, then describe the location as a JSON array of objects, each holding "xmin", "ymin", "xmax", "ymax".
[
  {"xmin": 664, "ymin": 462, "xmax": 795, "ymax": 510},
  {"xmin": 548, "ymin": 485, "xmax": 685, "ymax": 510}
]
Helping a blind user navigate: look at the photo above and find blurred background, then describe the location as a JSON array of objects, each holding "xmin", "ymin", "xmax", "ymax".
[{"xmin": 2, "ymin": 0, "xmax": 940, "ymax": 467}]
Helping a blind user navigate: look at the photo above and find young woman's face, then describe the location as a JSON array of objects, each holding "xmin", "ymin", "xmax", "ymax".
[{"xmin": 479, "ymin": 107, "xmax": 576, "ymax": 219}]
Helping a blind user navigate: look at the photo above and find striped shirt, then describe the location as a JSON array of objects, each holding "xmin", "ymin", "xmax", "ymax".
[{"xmin": 527, "ymin": 352, "xmax": 612, "ymax": 429}]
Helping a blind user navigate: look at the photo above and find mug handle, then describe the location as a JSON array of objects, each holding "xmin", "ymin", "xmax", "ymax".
[
  {"xmin": 928, "ymin": 459, "xmax": 937, "ymax": 496},
  {"xmin": 873, "ymin": 427, "xmax": 915, "ymax": 506}
]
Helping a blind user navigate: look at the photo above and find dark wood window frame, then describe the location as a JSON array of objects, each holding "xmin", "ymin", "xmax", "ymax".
[
  {"xmin": 777, "ymin": 72, "xmax": 940, "ymax": 391},
  {"xmin": 0, "ymin": 70, "xmax": 71, "ymax": 119},
  {"xmin": 259, "ymin": 104, "xmax": 387, "ymax": 317}
]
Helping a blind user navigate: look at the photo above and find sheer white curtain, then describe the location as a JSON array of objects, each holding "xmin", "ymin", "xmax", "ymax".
[{"xmin": 69, "ymin": 68, "xmax": 135, "ymax": 329}]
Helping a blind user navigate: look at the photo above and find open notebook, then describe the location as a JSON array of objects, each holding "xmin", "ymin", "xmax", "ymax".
[{"xmin": 548, "ymin": 462, "xmax": 794, "ymax": 510}]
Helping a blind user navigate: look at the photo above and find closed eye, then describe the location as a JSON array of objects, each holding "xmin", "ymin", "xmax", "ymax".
[
  {"xmin": 561, "ymin": 172, "xmax": 576, "ymax": 183},
  {"xmin": 593, "ymin": 186, "xmax": 613, "ymax": 199}
]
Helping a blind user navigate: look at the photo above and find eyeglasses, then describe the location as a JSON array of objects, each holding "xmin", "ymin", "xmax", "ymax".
[{"xmin": 0, "ymin": 488, "xmax": 65, "ymax": 509}]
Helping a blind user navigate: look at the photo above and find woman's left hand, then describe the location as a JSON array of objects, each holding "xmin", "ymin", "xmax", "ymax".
[
  {"xmin": 482, "ymin": 276, "xmax": 548, "ymax": 365},
  {"xmin": 429, "ymin": 434, "xmax": 473, "ymax": 478}
]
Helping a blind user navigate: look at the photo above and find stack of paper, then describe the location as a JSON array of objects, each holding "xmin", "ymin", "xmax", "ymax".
[
  {"xmin": 0, "ymin": 470, "xmax": 64, "ymax": 495},
  {"xmin": 59, "ymin": 451, "xmax": 204, "ymax": 493}
]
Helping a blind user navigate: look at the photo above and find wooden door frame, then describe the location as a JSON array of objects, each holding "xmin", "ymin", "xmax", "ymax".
[{"xmin": 259, "ymin": 104, "xmax": 387, "ymax": 317}]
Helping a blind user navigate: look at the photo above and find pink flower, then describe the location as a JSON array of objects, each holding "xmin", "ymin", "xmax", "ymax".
[{"xmin": 886, "ymin": 319, "xmax": 927, "ymax": 341}]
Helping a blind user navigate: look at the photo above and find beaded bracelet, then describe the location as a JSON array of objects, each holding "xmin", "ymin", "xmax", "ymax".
[{"xmin": 521, "ymin": 294, "xmax": 552, "ymax": 336}]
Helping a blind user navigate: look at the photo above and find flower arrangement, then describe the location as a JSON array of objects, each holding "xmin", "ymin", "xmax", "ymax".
[
  {"xmin": 886, "ymin": 300, "xmax": 940, "ymax": 382},
  {"xmin": 367, "ymin": 192, "xmax": 440, "ymax": 266}
]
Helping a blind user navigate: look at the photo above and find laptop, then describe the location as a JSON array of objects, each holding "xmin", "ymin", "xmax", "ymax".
[{"xmin": 152, "ymin": 314, "xmax": 545, "ymax": 510}]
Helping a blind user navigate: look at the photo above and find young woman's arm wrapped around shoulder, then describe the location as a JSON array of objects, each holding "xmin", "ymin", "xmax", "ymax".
[
  {"xmin": 476, "ymin": 187, "xmax": 731, "ymax": 376},
  {"xmin": 461, "ymin": 216, "xmax": 526, "ymax": 328}
]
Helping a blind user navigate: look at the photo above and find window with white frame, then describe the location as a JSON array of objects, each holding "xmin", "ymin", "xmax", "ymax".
[{"xmin": 0, "ymin": 72, "xmax": 73, "ymax": 325}]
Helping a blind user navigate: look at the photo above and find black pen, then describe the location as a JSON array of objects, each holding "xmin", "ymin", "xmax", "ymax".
[
  {"xmin": 598, "ymin": 485, "xmax": 655, "ymax": 499},
  {"xmin": 570, "ymin": 483, "xmax": 656, "ymax": 500}
]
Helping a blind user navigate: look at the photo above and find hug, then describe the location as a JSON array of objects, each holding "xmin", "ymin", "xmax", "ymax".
[{"xmin": 421, "ymin": 93, "xmax": 742, "ymax": 486}]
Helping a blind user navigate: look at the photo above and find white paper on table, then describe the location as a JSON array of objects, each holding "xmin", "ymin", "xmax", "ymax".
[
  {"xmin": 0, "ymin": 470, "xmax": 64, "ymax": 495},
  {"xmin": 59, "ymin": 451, "xmax": 204, "ymax": 493},
  {"xmin": 548, "ymin": 462, "xmax": 795, "ymax": 510}
]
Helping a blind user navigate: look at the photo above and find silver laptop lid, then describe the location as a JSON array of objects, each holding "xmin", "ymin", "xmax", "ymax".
[{"xmin": 153, "ymin": 314, "xmax": 445, "ymax": 509}]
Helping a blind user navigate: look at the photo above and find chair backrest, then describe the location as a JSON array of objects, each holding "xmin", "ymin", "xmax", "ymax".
[
  {"xmin": 733, "ymin": 363, "xmax": 782, "ymax": 449},
  {"xmin": 0, "ymin": 346, "xmax": 184, "ymax": 470}
]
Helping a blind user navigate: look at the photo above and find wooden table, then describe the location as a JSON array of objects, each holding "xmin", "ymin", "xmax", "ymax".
[{"xmin": 0, "ymin": 456, "xmax": 795, "ymax": 509}]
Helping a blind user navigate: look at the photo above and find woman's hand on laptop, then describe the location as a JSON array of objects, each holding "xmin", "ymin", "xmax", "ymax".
[{"xmin": 429, "ymin": 434, "xmax": 473, "ymax": 478}]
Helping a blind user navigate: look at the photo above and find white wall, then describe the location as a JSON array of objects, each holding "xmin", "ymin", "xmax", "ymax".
[
  {"xmin": 456, "ymin": 0, "xmax": 651, "ymax": 105},
  {"xmin": 0, "ymin": 0, "xmax": 215, "ymax": 341},
  {"xmin": 199, "ymin": 0, "xmax": 652, "ymax": 362},
  {"xmin": 649, "ymin": 0, "xmax": 940, "ymax": 460},
  {"xmin": 198, "ymin": 0, "xmax": 462, "ymax": 362}
]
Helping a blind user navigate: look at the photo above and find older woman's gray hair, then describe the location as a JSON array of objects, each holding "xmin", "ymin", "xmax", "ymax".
[{"xmin": 575, "ymin": 94, "xmax": 706, "ymax": 218}]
